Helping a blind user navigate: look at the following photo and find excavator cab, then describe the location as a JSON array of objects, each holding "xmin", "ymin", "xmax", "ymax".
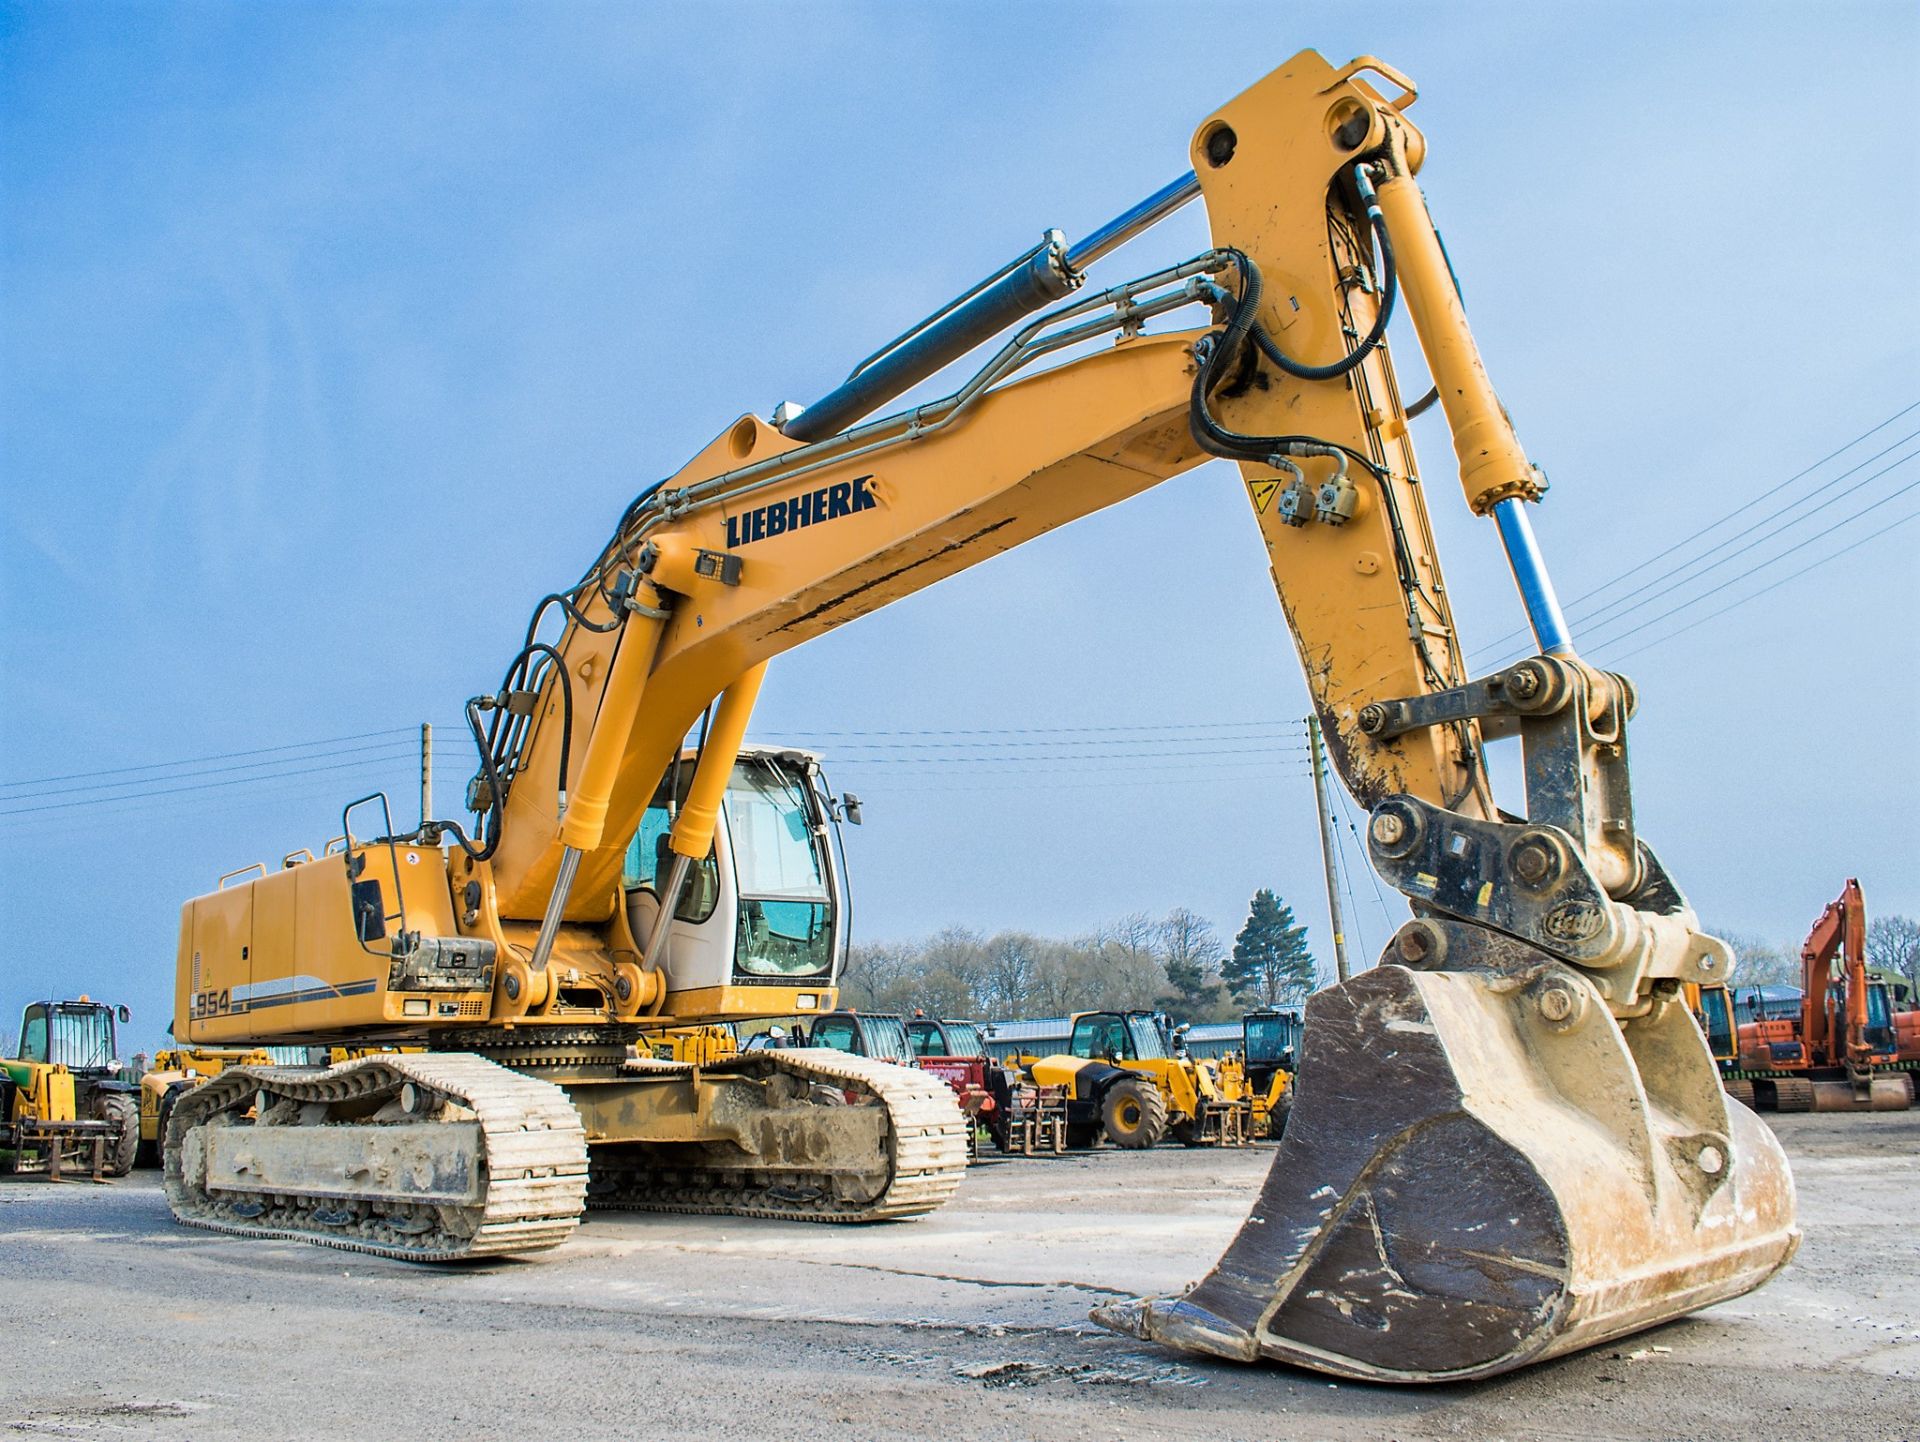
[
  {"xmin": 1685, "ymin": 982, "xmax": 1737, "ymax": 1066},
  {"xmin": 623, "ymin": 746, "xmax": 850, "ymax": 1013},
  {"xmin": 1861, "ymin": 981, "xmax": 1897, "ymax": 1059}
]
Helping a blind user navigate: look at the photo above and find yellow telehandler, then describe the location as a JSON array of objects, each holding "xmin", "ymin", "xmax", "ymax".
[
  {"xmin": 1233, "ymin": 1008, "xmax": 1299, "ymax": 1139},
  {"xmin": 1017, "ymin": 1010, "xmax": 1249, "ymax": 1148},
  {"xmin": 3, "ymin": 998, "xmax": 139, "ymax": 1179},
  {"xmin": 162, "ymin": 50, "xmax": 1795, "ymax": 1382}
]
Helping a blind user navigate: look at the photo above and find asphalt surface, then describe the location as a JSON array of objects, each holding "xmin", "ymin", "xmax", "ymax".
[{"xmin": 2, "ymin": 1113, "xmax": 1915, "ymax": 1441}]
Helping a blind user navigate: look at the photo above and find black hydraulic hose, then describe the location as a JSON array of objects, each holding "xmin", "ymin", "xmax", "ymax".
[
  {"xmin": 1247, "ymin": 168, "xmax": 1397, "ymax": 382},
  {"xmin": 1186, "ymin": 247, "xmax": 1391, "ymax": 484},
  {"xmin": 465, "ymin": 697, "xmax": 508, "ymax": 861},
  {"xmin": 513, "ymin": 642, "xmax": 574, "ymax": 800},
  {"xmin": 434, "ymin": 815, "xmax": 485, "ymax": 861},
  {"xmin": 528, "ymin": 591, "xmax": 621, "ymax": 641},
  {"xmin": 465, "ymin": 641, "xmax": 575, "ymax": 860}
]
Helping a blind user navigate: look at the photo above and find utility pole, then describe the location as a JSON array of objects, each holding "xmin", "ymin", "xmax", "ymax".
[
  {"xmin": 1307, "ymin": 714, "xmax": 1350, "ymax": 984},
  {"xmin": 420, "ymin": 722, "xmax": 433, "ymax": 828}
]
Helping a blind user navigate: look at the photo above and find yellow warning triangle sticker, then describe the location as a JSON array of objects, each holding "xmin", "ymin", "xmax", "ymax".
[{"xmin": 1248, "ymin": 479, "xmax": 1280, "ymax": 515}]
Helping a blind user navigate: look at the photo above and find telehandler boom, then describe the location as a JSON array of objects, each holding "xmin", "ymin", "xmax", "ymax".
[{"xmin": 167, "ymin": 50, "xmax": 1796, "ymax": 1382}]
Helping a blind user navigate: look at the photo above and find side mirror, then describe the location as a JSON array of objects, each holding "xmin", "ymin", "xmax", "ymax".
[
  {"xmin": 117, "ymin": 1005, "xmax": 132, "ymax": 1024},
  {"xmin": 769, "ymin": 1025, "xmax": 787, "ymax": 1040},
  {"xmin": 841, "ymin": 793, "xmax": 862, "ymax": 825}
]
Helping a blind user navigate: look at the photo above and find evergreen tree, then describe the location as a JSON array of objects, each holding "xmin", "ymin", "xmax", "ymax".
[{"xmin": 1224, "ymin": 888, "xmax": 1316, "ymax": 1005}]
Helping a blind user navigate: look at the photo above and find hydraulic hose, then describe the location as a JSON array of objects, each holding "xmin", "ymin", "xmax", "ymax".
[
  {"xmin": 1248, "ymin": 165, "xmax": 1397, "ymax": 382},
  {"xmin": 465, "ymin": 641, "xmax": 574, "ymax": 861}
]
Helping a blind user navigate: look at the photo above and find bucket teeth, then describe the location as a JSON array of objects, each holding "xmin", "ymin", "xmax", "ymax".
[{"xmin": 1098, "ymin": 932, "xmax": 1798, "ymax": 1383}]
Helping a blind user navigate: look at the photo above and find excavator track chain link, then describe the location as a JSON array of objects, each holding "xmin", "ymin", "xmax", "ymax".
[
  {"xmin": 587, "ymin": 1050, "xmax": 968, "ymax": 1223},
  {"xmin": 164, "ymin": 1053, "xmax": 588, "ymax": 1262}
]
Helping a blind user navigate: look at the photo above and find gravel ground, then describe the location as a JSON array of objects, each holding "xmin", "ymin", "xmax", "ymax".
[{"xmin": 2, "ymin": 1112, "xmax": 1914, "ymax": 1441}]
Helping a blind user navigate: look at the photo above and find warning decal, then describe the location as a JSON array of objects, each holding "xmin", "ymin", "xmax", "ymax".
[{"xmin": 1248, "ymin": 479, "xmax": 1280, "ymax": 515}]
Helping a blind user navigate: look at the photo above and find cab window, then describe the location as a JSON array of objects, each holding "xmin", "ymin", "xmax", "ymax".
[
  {"xmin": 20, "ymin": 1006, "xmax": 48, "ymax": 1063},
  {"xmin": 1071, "ymin": 1014, "xmax": 1132, "ymax": 1061},
  {"xmin": 942, "ymin": 1022, "xmax": 984, "ymax": 1059},
  {"xmin": 1126, "ymin": 1016, "xmax": 1168, "ymax": 1061},
  {"xmin": 863, "ymin": 1016, "xmax": 913, "ymax": 1064},
  {"xmin": 1866, "ymin": 983, "xmax": 1894, "ymax": 1049},
  {"xmin": 37, "ymin": 1006, "xmax": 116, "ymax": 1071},
  {"xmin": 623, "ymin": 762, "xmax": 719, "ymax": 924},
  {"xmin": 907, "ymin": 1022, "xmax": 943, "ymax": 1058},
  {"xmin": 811, "ymin": 1017, "xmax": 858, "ymax": 1052},
  {"xmin": 727, "ymin": 760, "xmax": 834, "ymax": 980},
  {"xmin": 1244, "ymin": 1012, "xmax": 1301, "ymax": 1065},
  {"xmin": 1696, "ymin": 991, "xmax": 1734, "ymax": 1059}
]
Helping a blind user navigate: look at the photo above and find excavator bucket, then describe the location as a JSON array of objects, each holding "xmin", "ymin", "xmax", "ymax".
[{"xmin": 1095, "ymin": 925, "xmax": 1799, "ymax": 1382}]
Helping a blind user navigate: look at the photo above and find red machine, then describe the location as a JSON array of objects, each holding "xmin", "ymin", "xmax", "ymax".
[
  {"xmin": 906, "ymin": 1017, "xmax": 1065, "ymax": 1157},
  {"xmin": 1731, "ymin": 880, "xmax": 1910, "ymax": 1111}
]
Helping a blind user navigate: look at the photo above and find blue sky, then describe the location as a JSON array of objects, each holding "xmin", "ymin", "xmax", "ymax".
[{"xmin": 3, "ymin": 2, "xmax": 1916, "ymax": 1052}]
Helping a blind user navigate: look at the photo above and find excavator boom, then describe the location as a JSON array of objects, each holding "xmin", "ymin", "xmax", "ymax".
[{"xmin": 167, "ymin": 49, "xmax": 1797, "ymax": 1382}]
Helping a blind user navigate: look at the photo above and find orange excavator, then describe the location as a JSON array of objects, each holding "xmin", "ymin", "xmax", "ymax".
[{"xmin": 1727, "ymin": 879, "xmax": 1910, "ymax": 1111}]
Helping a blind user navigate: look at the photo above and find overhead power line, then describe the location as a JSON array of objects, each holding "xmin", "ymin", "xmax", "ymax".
[
  {"xmin": 1470, "ymin": 399, "xmax": 1920, "ymax": 663},
  {"xmin": 0, "ymin": 770, "xmax": 414, "ymax": 840},
  {"xmin": 1558, "ymin": 433, "xmax": 1919, "ymax": 641},
  {"xmin": 876, "ymin": 763, "xmax": 1314, "ymax": 796},
  {"xmin": 825, "ymin": 742, "xmax": 1313, "ymax": 767},
  {"xmin": 0, "ymin": 726, "xmax": 418, "ymax": 791},
  {"xmin": 1611, "ymin": 507, "xmax": 1920, "ymax": 663},
  {"xmin": 775, "ymin": 718, "xmax": 1301, "ymax": 741},
  {"xmin": 0, "ymin": 736, "xmax": 427, "ymax": 804},
  {"xmin": 783, "ymin": 731, "xmax": 1307, "ymax": 754},
  {"xmin": 1584, "ymin": 465, "xmax": 1920, "ymax": 656},
  {"xmin": 0, "ymin": 746, "xmax": 420, "ymax": 818}
]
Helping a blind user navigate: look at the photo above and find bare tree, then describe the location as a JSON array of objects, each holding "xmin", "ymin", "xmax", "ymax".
[
  {"xmin": 1716, "ymin": 930, "xmax": 1799, "ymax": 988},
  {"xmin": 1084, "ymin": 930, "xmax": 1167, "ymax": 1011},
  {"xmin": 1866, "ymin": 914, "xmax": 1920, "ymax": 1006},
  {"xmin": 1158, "ymin": 907, "xmax": 1231, "ymax": 1021},
  {"xmin": 1097, "ymin": 911, "xmax": 1161, "ymax": 966},
  {"xmin": 980, "ymin": 931, "xmax": 1043, "ymax": 1017},
  {"xmin": 840, "ymin": 940, "xmax": 918, "ymax": 1010}
]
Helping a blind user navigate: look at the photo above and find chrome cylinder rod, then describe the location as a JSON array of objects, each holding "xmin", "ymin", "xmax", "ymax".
[
  {"xmin": 1492, "ymin": 498, "xmax": 1574, "ymax": 657},
  {"xmin": 781, "ymin": 171, "xmax": 1203, "ymax": 444},
  {"xmin": 527, "ymin": 844, "xmax": 583, "ymax": 974},
  {"xmin": 1064, "ymin": 170, "xmax": 1201, "ymax": 271},
  {"xmin": 641, "ymin": 852, "xmax": 693, "ymax": 970}
]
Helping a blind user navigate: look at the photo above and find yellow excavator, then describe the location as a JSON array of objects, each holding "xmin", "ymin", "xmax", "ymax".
[{"xmin": 164, "ymin": 50, "xmax": 1796, "ymax": 1383}]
